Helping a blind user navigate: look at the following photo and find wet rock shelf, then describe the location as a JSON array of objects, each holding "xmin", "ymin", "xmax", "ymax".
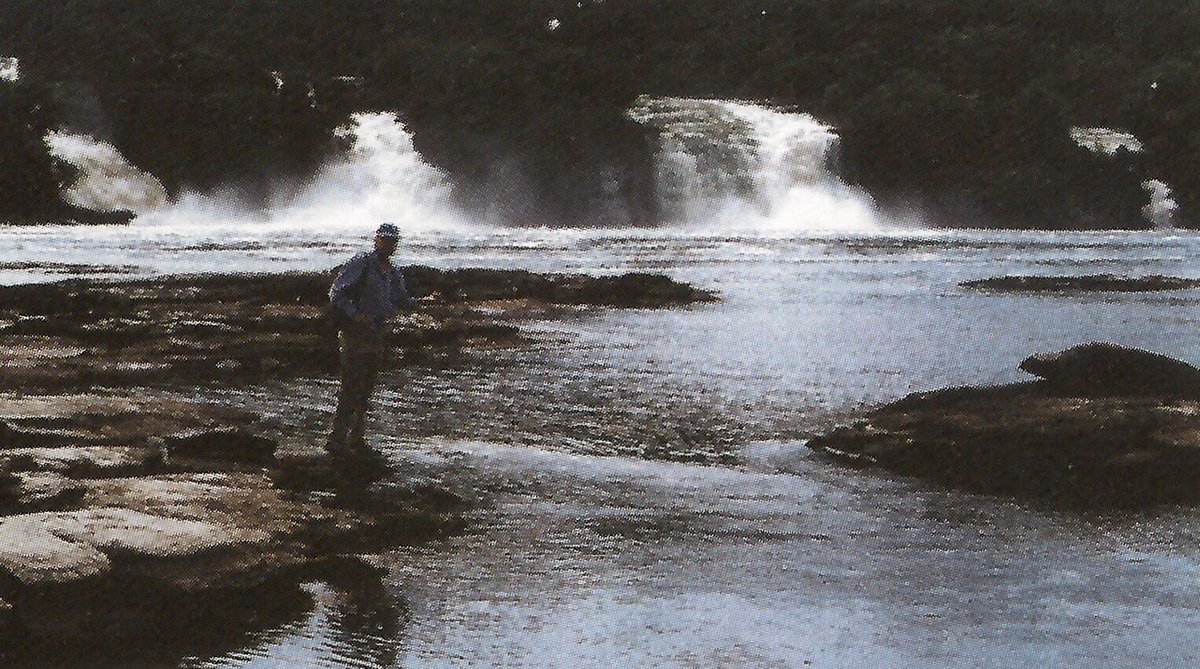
[
  {"xmin": 0, "ymin": 267, "xmax": 714, "ymax": 661},
  {"xmin": 808, "ymin": 342, "xmax": 1200, "ymax": 508}
]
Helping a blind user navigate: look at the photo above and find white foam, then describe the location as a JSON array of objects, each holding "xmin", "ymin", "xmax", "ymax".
[
  {"xmin": 0, "ymin": 56, "xmax": 17, "ymax": 82},
  {"xmin": 137, "ymin": 111, "xmax": 467, "ymax": 237},
  {"xmin": 628, "ymin": 96, "xmax": 881, "ymax": 233},
  {"xmin": 45, "ymin": 131, "xmax": 168, "ymax": 213}
]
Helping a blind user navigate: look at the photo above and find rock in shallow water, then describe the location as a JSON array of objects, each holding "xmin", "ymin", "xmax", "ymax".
[
  {"xmin": 809, "ymin": 343, "xmax": 1200, "ymax": 507},
  {"xmin": 0, "ymin": 268, "xmax": 716, "ymax": 391},
  {"xmin": 0, "ymin": 393, "xmax": 468, "ymax": 655},
  {"xmin": 0, "ymin": 267, "xmax": 711, "ymax": 656},
  {"xmin": 961, "ymin": 274, "xmax": 1200, "ymax": 292}
]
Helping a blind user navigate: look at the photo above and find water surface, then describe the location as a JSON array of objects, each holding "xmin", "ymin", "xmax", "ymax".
[{"xmin": 6, "ymin": 224, "xmax": 1200, "ymax": 667}]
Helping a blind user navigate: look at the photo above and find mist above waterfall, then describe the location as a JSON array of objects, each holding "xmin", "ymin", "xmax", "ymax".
[{"xmin": 628, "ymin": 96, "xmax": 880, "ymax": 232}]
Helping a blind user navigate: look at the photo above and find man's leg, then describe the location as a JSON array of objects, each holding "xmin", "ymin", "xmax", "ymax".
[
  {"xmin": 346, "ymin": 351, "xmax": 381, "ymax": 450},
  {"xmin": 328, "ymin": 328, "xmax": 369, "ymax": 453}
]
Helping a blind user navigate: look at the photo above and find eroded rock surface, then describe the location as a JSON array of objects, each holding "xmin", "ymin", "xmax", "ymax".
[{"xmin": 0, "ymin": 396, "xmax": 460, "ymax": 649}]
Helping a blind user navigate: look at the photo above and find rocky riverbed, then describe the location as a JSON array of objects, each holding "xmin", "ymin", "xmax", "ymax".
[
  {"xmin": 0, "ymin": 267, "xmax": 714, "ymax": 663},
  {"xmin": 808, "ymin": 342, "xmax": 1200, "ymax": 508}
]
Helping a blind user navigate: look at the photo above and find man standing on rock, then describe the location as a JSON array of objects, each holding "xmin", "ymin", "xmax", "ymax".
[{"xmin": 327, "ymin": 222, "xmax": 418, "ymax": 457}]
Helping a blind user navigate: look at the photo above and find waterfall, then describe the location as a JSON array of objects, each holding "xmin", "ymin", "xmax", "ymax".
[
  {"xmin": 1069, "ymin": 127, "xmax": 1181, "ymax": 230},
  {"xmin": 627, "ymin": 96, "xmax": 878, "ymax": 231},
  {"xmin": 1142, "ymin": 179, "xmax": 1178, "ymax": 230},
  {"xmin": 44, "ymin": 131, "xmax": 169, "ymax": 214},
  {"xmin": 139, "ymin": 111, "xmax": 462, "ymax": 233},
  {"xmin": 273, "ymin": 111, "xmax": 460, "ymax": 230},
  {"xmin": 0, "ymin": 56, "xmax": 17, "ymax": 82}
]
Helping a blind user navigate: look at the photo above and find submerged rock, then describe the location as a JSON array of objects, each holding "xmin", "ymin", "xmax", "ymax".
[
  {"xmin": 961, "ymin": 274, "xmax": 1200, "ymax": 292},
  {"xmin": 808, "ymin": 343, "xmax": 1200, "ymax": 507}
]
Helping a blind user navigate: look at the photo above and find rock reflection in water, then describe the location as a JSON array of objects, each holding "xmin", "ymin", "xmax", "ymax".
[{"xmin": 179, "ymin": 581, "xmax": 406, "ymax": 669}]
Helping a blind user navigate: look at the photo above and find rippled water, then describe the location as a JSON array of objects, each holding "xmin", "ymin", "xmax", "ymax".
[{"xmin": 6, "ymin": 224, "xmax": 1200, "ymax": 667}]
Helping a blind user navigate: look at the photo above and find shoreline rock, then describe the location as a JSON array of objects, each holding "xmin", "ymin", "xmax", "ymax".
[
  {"xmin": 808, "ymin": 343, "xmax": 1200, "ymax": 508},
  {"xmin": 0, "ymin": 393, "xmax": 462, "ymax": 658}
]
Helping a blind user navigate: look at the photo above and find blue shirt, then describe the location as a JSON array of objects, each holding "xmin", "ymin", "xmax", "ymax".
[{"xmin": 329, "ymin": 251, "xmax": 418, "ymax": 327}]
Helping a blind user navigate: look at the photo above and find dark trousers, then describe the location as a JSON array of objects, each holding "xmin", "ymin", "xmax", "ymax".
[{"xmin": 328, "ymin": 323, "xmax": 384, "ymax": 450}]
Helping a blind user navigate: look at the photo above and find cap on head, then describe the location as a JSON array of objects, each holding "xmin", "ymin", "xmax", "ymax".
[{"xmin": 375, "ymin": 222, "xmax": 400, "ymax": 239}]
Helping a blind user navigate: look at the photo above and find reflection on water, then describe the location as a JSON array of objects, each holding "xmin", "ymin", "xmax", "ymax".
[
  {"xmin": 374, "ymin": 441, "xmax": 1200, "ymax": 668},
  {"xmin": 179, "ymin": 582, "xmax": 406, "ymax": 669}
]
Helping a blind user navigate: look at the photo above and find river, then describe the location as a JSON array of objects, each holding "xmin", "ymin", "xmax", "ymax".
[{"xmin": 5, "ymin": 224, "xmax": 1200, "ymax": 667}]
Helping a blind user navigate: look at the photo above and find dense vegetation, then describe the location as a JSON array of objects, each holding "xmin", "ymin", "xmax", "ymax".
[
  {"xmin": 0, "ymin": 79, "xmax": 74, "ymax": 221},
  {"xmin": 2, "ymin": 0, "xmax": 1197, "ymax": 227}
]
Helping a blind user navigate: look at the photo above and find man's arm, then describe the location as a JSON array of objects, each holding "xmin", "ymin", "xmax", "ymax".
[
  {"xmin": 329, "ymin": 254, "xmax": 370, "ymax": 318},
  {"xmin": 391, "ymin": 267, "xmax": 419, "ymax": 311}
]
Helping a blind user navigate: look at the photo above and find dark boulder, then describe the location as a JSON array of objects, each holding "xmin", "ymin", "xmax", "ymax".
[
  {"xmin": 1020, "ymin": 342, "xmax": 1200, "ymax": 398},
  {"xmin": 808, "ymin": 343, "xmax": 1200, "ymax": 507}
]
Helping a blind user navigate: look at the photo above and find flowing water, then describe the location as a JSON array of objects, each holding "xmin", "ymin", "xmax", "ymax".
[{"xmin": 8, "ymin": 100, "xmax": 1200, "ymax": 667}]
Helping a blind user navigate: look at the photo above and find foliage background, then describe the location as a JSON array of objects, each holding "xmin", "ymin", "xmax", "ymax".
[{"xmin": 2, "ymin": 0, "xmax": 1197, "ymax": 227}]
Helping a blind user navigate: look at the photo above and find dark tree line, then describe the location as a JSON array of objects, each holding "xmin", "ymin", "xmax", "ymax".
[
  {"xmin": 0, "ymin": 79, "xmax": 74, "ymax": 221},
  {"xmin": 1, "ymin": 0, "xmax": 1197, "ymax": 227}
]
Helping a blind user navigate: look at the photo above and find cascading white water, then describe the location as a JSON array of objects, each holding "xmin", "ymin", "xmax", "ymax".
[
  {"xmin": 1069, "ymin": 126, "xmax": 1181, "ymax": 230},
  {"xmin": 45, "ymin": 131, "xmax": 169, "ymax": 214},
  {"xmin": 627, "ymin": 96, "xmax": 879, "ymax": 231},
  {"xmin": 0, "ymin": 57, "xmax": 18, "ymax": 82},
  {"xmin": 138, "ymin": 111, "xmax": 462, "ymax": 234},
  {"xmin": 1143, "ymin": 179, "xmax": 1179, "ymax": 230},
  {"xmin": 274, "ymin": 111, "xmax": 460, "ymax": 230}
]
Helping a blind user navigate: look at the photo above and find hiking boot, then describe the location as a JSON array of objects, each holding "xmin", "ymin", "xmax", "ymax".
[
  {"xmin": 325, "ymin": 433, "xmax": 352, "ymax": 457},
  {"xmin": 349, "ymin": 445, "xmax": 388, "ymax": 467}
]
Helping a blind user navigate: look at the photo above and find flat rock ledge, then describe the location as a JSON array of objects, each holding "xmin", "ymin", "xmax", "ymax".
[
  {"xmin": 961, "ymin": 274, "xmax": 1200, "ymax": 293},
  {"xmin": 0, "ymin": 267, "xmax": 716, "ymax": 391},
  {"xmin": 808, "ymin": 342, "xmax": 1200, "ymax": 508},
  {"xmin": 0, "ymin": 267, "xmax": 712, "ymax": 660},
  {"xmin": 0, "ymin": 392, "xmax": 463, "ymax": 660}
]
